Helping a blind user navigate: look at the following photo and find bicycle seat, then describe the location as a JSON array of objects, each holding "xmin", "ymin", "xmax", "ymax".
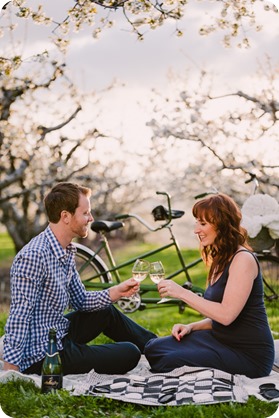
[
  {"xmin": 90, "ymin": 220, "xmax": 124, "ymax": 233},
  {"xmin": 152, "ymin": 205, "xmax": 185, "ymax": 221}
]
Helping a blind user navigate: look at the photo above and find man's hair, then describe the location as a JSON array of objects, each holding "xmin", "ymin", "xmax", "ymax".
[{"xmin": 44, "ymin": 182, "xmax": 91, "ymax": 223}]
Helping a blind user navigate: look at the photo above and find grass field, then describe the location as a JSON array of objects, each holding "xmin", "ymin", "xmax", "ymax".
[
  {"xmin": 0, "ymin": 233, "xmax": 278, "ymax": 418},
  {"xmin": 0, "ymin": 232, "xmax": 15, "ymax": 265}
]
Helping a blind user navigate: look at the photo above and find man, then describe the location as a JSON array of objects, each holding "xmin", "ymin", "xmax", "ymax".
[{"xmin": 3, "ymin": 182, "xmax": 156, "ymax": 375}]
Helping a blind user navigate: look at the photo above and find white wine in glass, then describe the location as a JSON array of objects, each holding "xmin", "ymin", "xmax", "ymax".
[
  {"xmin": 149, "ymin": 273, "xmax": 165, "ymax": 284},
  {"xmin": 132, "ymin": 259, "xmax": 150, "ymax": 283},
  {"xmin": 149, "ymin": 261, "xmax": 169, "ymax": 303}
]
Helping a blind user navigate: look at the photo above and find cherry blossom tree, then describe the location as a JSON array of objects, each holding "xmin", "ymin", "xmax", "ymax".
[
  {"xmin": 146, "ymin": 59, "xmax": 279, "ymax": 202},
  {"xmin": 0, "ymin": 59, "xmax": 97, "ymax": 250},
  {"xmin": 0, "ymin": 53, "xmax": 161, "ymax": 251},
  {"xmin": 0, "ymin": 0, "xmax": 278, "ymax": 251}
]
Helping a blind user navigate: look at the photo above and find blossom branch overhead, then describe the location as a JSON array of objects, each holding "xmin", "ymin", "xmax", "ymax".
[{"xmin": 4, "ymin": 0, "xmax": 277, "ymax": 51}]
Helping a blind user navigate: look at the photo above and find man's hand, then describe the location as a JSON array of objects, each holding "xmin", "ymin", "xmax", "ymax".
[
  {"xmin": 109, "ymin": 278, "xmax": 140, "ymax": 302},
  {"xmin": 3, "ymin": 361, "xmax": 19, "ymax": 372}
]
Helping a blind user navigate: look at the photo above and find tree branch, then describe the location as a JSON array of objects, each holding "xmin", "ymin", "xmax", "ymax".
[{"xmin": 37, "ymin": 105, "xmax": 82, "ymax": 139}]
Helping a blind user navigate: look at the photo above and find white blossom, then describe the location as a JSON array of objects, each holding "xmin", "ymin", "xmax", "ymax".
[{"xmin": 241, "ymin": 194, "xmax": 279, "ymax": 239}]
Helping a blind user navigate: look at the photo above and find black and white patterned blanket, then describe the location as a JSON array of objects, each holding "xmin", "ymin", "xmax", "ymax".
[{"xmin": 79, "ymin": 366, "xmax": 248, "ymax": 406}]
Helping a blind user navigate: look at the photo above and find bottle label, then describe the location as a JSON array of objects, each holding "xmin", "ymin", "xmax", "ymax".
[{"xmin": 41, "ymin": 375, "xmax": 63, "ymax": 393}]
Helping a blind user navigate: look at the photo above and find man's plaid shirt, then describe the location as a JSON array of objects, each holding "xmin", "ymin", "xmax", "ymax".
[{"xmin": 3, "ymin": 226, "xmax": 111, "ymax": 372}]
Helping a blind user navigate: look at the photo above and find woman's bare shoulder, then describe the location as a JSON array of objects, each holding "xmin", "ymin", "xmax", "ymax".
[{"xmin": 232, "ymin": 247, "xmax": 258, "ymax": 268}]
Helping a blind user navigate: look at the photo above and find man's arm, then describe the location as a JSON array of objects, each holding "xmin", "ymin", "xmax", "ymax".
[
  {"xmin": 3, "ymin": 361, "xmax": 19, "ymax": 372},
  {"xmin": 68, "ymin": 264, "xmax": 112, "ymax": 311}
]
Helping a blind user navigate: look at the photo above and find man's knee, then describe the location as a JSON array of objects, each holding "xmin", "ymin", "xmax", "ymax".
[{"xmin": 118, "ymin": 342, "xmax": 141, "ymax": 372}]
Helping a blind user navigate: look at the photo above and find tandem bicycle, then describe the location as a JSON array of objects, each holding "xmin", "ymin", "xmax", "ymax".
[{"xmin": 73, "ymin": 190, "xmax": 279, "ymax": 332}]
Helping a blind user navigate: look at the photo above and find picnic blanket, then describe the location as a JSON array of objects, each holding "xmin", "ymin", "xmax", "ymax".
[
  {"xmin": 0, "ymin": 339, "xmax": 279, "ymax": 406},
  {"xmin": 75, "ymin": 364, "xmax": 247, "ymax": 405}
]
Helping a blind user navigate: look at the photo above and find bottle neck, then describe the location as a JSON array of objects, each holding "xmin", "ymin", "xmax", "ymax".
[{"xmin": 47, "ymin": 335, "xmax": 58, "ymax": 356}]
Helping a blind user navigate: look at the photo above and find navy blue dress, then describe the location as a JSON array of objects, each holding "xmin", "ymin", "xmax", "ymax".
[{"xmin": 144, "ymin": 251, "xmax": 275, "ymax": 378}]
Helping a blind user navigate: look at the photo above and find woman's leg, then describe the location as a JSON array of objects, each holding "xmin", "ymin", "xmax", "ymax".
[{"xmin": 144, "ymin": 330, "xmax": 255, "ymax": 376}]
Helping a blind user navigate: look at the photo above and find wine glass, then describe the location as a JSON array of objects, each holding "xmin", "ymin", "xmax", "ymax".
[
  {"xmin": 149, "ymin": 261, "xmax": 169, "ymax": 304},
  {"xmin": 132, "ymin": 259, "xmax": 150, "ymax": 283},
  {"xmin": 131, "ymin": 259, "xmax": 150, "ymax": 303}
]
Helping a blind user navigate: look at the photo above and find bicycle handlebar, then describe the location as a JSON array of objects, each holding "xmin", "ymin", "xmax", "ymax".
[
  {"xmin": 194, "ymin": 187, "xmax": 219, "ymax": 199},
  {"xmin": 116, "ymin": 187, "xmax": 221, "ymax": 231},
  {"xmin": 116, "ymin": 213, "xmax": 164, "ymax": 232},
  {"xmin": 244, "ymin": 173, "xmax": 257, "ymax": 184},
  {"xmin": 156, "ymin": 191, "xmax": 172, "ymax": 224},
  {"xmin": 194, "ymin": 192, "xmax": 210, "ymax": 199},
  {"xmin": 114, "ymin": 214, "xmax": 130, "ymax": 220},
  {"xmin": 115, "ymin": 191, "xmax": 173, "ymax": 232}
]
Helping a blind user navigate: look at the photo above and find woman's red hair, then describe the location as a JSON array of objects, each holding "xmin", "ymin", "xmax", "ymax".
[{"xmin": 192, "ymin": 193, "xmax": 251, "ymax": 284}]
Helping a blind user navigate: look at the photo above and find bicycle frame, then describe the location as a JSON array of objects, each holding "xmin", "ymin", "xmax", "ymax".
[
  {"xmin": 75, "ymin": 191, "xmax": 206, "ymax": 311},
  {"xmin": 79, "ymin": 224, "xmax": 204, "ymax": 297},
  {"xmin": 95, "ymin": 226, "xmax": 199, "ymax": 277},
  {"xmin": 75, "ymin": 186, "xmax": 278, "ymax": 318}
]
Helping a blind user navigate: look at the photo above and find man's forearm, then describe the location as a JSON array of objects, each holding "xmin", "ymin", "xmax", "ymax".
[{"xmin": 3, "ymin": 361, "xmax": 19, "ymax": 372}]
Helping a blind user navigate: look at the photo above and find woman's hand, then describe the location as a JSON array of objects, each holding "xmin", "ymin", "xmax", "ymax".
[
  {"xmin": 172, "ymin": 323, "xmax": 192, "ymax": 341},
  {"xmin": 109, "ymin": 278, "xmax": 140, "ymax": 302},
  {"xmin": 157, "ymin": 279, "xmax": 182, "ymax": 300},
  {"xmin": 172, "ymin": 318, "xmax": 212, "ymax": 341}
]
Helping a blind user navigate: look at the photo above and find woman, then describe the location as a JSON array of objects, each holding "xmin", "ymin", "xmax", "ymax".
[{"xmin": 144, "ymin": 193, "xmax": 275, "ymax": 378}]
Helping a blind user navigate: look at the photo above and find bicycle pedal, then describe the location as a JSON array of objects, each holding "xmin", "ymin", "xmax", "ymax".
[{"xmin": 182, "ymin": 281, "xmax": 193, "ymax": 290}]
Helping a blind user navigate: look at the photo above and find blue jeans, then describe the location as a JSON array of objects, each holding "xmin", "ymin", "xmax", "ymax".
[{"xmin": 24, "ymin": 305, "xmax": 156, "ymax": 375}]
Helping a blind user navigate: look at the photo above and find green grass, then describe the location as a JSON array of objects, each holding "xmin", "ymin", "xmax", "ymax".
[
  {"xmin": 0, "ymin": 379, "xmax": 277, "ymax": 418},
  {"xmin": 0, "ymin": 236, "xmax": 278, "ymax": 417},
  {"xmin": 0, "ymin": 377, "xmax": 277, "ymax": 418},
  {"xmin": 0, "ymin": 232, "xmax": 15, "ymax": 264}
]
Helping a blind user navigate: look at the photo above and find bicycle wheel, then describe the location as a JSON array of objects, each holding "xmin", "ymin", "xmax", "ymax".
[
  {"xmin": 73, "ymin": 242, "xmax": 112, "ymax": 286},
  {"xmin": 257, "ymin": 253, "xmax": 279, "ymax": 335}
]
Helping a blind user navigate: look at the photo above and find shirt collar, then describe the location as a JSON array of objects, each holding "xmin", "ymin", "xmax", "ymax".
[
  {"xmin": 67, "ymin": 242, "xmax": 77, "ymax": 254},
  {"xmin": 45, "ymin": 225, "xmax": 76, "ymax": 261}
]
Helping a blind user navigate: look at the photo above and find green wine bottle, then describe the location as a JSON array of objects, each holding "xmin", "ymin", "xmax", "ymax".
[{"xmin": 41, "ymin": 328, "xmax": 63, "ymax": 394}]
